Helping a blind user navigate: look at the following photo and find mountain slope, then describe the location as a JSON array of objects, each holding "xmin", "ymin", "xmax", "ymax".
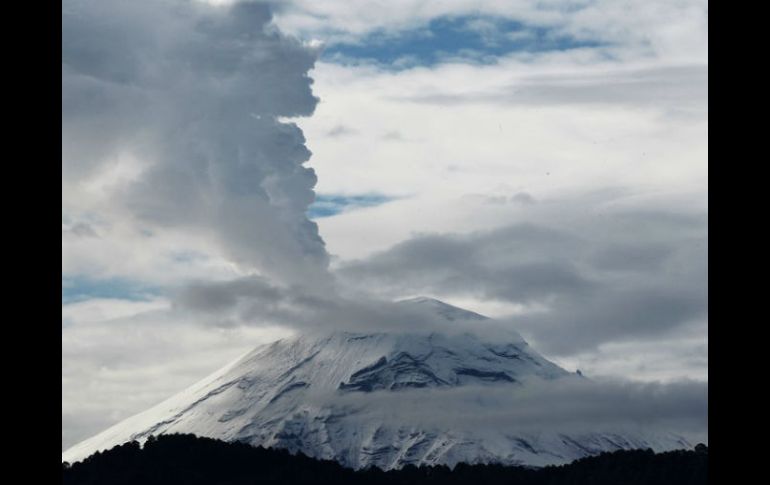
[{"xmin": 62, "ymin": 298, "xmax": 691, "ymax": 469}]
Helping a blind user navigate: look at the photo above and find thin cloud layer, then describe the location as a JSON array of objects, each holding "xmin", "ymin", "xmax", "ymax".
[
  {"xmin": 336, "ymin": 193, "xmax": 707, "ymax": 356},
  {"xmin": 274, "ymin": 0, "xmax": 707, "ymax": 65},
  {"xmin": 63, "ymin": 0, "xmax": 329, "ymax": 286},
  {"xmin": 398, "ymin": 65, "xmax": 707, "ymax": 117},
  {"xmin": 173, "ymin": 276, "xmax": 524, "ymax": 342},
  {"xmin": 326, "ymin": 377, "xmax": 708, "ymax": 445}
]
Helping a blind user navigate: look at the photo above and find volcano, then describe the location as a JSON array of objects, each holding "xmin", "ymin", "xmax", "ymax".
[{"xmin": 62, "ymin": 297, "xmax": 691, "ymax": 469}]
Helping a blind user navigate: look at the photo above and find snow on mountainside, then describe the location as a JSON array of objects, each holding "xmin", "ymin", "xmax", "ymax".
[{"xmin": 62, "ymin": 297, "xmax": 691, "ymax": 469}]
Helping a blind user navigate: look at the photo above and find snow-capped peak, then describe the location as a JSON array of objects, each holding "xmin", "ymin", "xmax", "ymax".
[
  {"xmin": 397, "ymin": 296, "xmax": 489, "ymax": 322},
  {"xmin": 62, "ymin": 298, "xmax": 691, "ymax": 469}
]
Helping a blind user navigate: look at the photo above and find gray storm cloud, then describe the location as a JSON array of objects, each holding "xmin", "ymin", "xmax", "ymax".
[
  {"xmin": 62, "ymin": 0, "xmax": 329, "ymax": 286},
  {"xmin": 174, "ymin": 276, "xmax": 511, "ymax": 338},
  {"xmin": 336, "ymin": 196, "xmax": 708, "ymax": 356}
]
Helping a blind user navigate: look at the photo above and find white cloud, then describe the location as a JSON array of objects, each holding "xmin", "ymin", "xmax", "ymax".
[
  {"xmin": 62, "ymin": 297, "xmax": 292, "ymax": 449},
  {"xmin": 273, "ymin": 0, "xmax": 707, "ymax": 64},
  {"xmin": 296, "ymin": 20, "xmax": 706, "ymax": 381},
  {"xmin": 62, "ymin": 0, "xmax": 707, "ymax": 452},
  {"xmin": 302, "ymin": 57, "xmax": 705, "ymax": 203},
  {"xmin": 551, "ymin": 328, "xmax": 708, "ymax": 383}
]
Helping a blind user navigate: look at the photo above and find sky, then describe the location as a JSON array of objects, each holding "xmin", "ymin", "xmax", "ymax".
[{"xmin": 62, "ymin": 0, "xmax": 708, "ymax": 451}]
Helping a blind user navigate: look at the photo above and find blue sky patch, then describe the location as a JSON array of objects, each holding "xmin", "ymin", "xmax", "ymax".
[
  {"xmin": 308, "ymin": 193, "xmax": 396, "ymax": 218},
  {"xmin": 321, "ymin": 15, "xmax": 602, "ymax": 69},
  {"xmin": 62, "ymin": 276, "xmax": 162, "ymax": 304}
]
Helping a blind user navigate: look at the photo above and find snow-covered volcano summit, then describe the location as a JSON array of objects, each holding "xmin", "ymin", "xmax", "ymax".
[{"xmin": 62, "ymin": 297, "xmax": 691, "ymax": 469}]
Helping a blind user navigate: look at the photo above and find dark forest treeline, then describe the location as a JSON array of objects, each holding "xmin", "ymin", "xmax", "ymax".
[{"xmin": 62, "ymin": 433, "xmax": 707, "ymax": 485}]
